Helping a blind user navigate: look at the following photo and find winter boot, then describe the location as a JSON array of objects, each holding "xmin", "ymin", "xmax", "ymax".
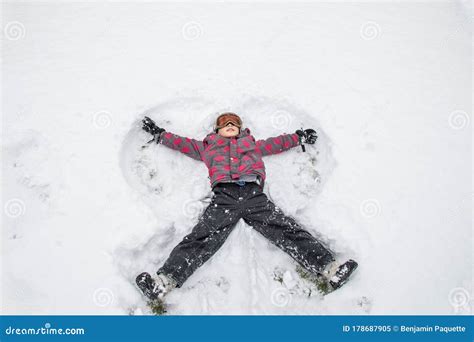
[
  {"xmin": 135, "ymin": 272, "xmax": 177, "ymax": 301},
  {"xmin": 321, "ymin": 259, "xmax": 358, "ymax": 291}
]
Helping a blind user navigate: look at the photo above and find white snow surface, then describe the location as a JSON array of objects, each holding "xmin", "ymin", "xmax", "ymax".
[{"xmin": 1, "ymin": 1, "xmax": 472, "ymax": 315}]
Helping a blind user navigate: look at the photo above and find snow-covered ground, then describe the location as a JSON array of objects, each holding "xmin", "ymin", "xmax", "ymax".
[{"xmin": 1, "ymin": 1, "xmax": 472, "ymax": 315}]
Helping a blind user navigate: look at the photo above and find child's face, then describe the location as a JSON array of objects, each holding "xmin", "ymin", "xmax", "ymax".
[{"xmin": 218, "ymin": 123, "xmax": 240, "ymax": 138}]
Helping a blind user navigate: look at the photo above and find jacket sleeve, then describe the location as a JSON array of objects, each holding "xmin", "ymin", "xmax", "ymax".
[
  {"xmin": 255, "ymin": 133, "xmax": 301, "ymax": 157},
  {"xmin": 158, "ymin": 131, "xmax": 204, "ymax": 161}
]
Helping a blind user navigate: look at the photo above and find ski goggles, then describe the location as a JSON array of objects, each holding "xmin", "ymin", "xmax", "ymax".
[{"xmin": 215, "ymin": 113, "xmax": 242, "ymax": 130}]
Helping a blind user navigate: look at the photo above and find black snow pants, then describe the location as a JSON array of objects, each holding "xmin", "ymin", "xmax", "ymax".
[{"xmin": 158, "ymin": 182, "xmax": 335, "ymax": 287}]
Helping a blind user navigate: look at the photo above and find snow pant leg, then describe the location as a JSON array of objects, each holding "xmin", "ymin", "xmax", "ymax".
[
  {"xmin": 243, "ymin": 192, "xmax": 335, "ymax": 274},
  {"xmin": 157, "ymin": 188, "xmax": 242, "ymax": 287}
]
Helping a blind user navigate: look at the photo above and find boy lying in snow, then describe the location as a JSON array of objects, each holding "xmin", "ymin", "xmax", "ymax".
[{"xmin": 136, "ymin": 113, "xmax": 358, "ymax": 301}]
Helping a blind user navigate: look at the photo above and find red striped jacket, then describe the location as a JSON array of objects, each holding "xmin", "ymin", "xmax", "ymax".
[{"xmin": 159, "ymin": 128, "xmax": 301, "ymax": 189}]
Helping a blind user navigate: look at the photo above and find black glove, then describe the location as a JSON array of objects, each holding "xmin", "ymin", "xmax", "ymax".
[
  {"xmin": 296, "ymin": 128, "xmax": 318, "ymax": 145},
  {"xmin": 142, "ymin": 116, "xmax": 165, "ymax": 144}
]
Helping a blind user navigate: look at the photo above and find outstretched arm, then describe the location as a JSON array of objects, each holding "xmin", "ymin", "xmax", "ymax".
[
  {"xmin": 256, "ymin": 128, "xmax": 318, "ymax": 156},
  {"xmin": 158, "ymin": 131, "xmax": 204, "ymax": 161},
  {"xmin": 255, "ymin": 133, "xmax": 301, "ymax": 157},
  {"xmin": 142, "ymin": 116, "xmax": 204, "ymax": 161}
]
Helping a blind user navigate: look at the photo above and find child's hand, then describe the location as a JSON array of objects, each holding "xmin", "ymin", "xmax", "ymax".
[
  {"xmin": 142, "ymin": 116, "xmax": 165, "ymax": 143},
  {"xmin": 296, "ymin": 128, "xmax": 318, "ymax": 144}
]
